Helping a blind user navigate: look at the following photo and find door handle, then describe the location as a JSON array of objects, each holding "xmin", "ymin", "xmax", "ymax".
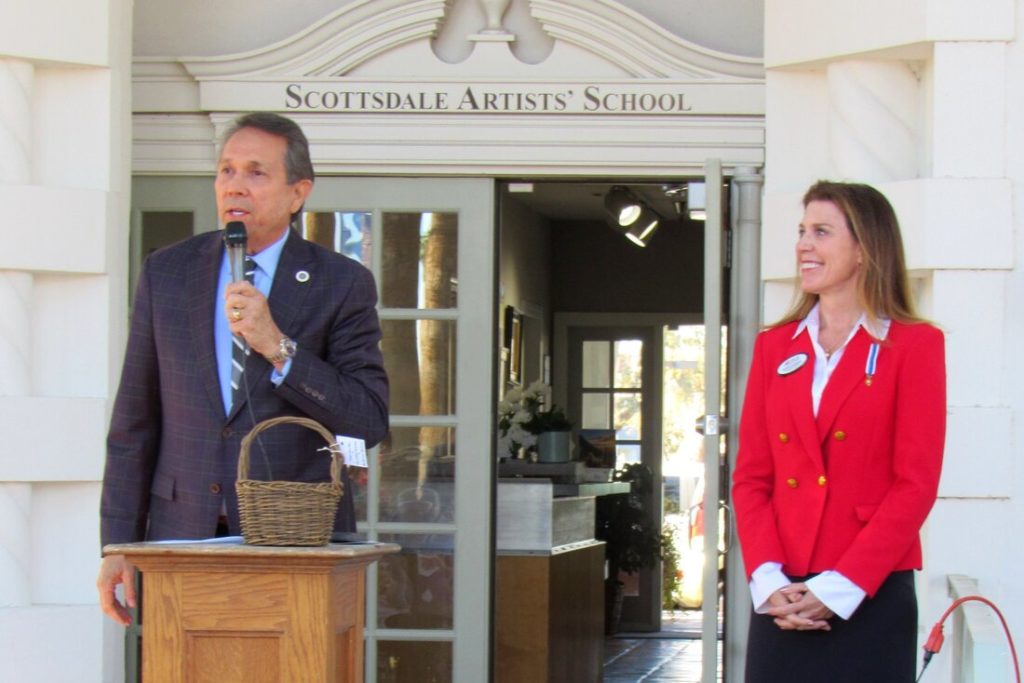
[{"xmin": 694, "ymin": 414, "xmax": 729, "ymax": 436}]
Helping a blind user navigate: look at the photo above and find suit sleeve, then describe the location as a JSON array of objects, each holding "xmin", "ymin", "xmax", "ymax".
[
  {"xmin": 834, "ymin": 325, "xmax": 946, "ymax": 595},
  {"xmin": 275, "ymin": 264, "xmax": 389, "ymax": 446},
  {"xmin": 732, "ymin": 332, "xmax": 789, "ymax": 578},
  {"xmin": 100, "ymin": 261, "xmax": 162, "ymax": 547}
]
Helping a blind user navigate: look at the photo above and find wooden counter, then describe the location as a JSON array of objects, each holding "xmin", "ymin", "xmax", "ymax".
[
  {"xmin": 495, "ymin": 540, "xmax": 605, "ymax": 683},
  {"xmin": 495, "ymin": 477, "xmax": 620, "ymax": 683}
]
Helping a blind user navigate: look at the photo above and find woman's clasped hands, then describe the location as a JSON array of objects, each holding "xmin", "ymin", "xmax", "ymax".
[{"xmin": 766, "ymin": 583, "xmax": 835, "ymax": 631}]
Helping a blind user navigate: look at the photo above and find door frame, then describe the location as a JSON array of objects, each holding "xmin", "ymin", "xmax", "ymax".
[{"xmin": 554, "ymin": 311, "xmax": 704, "ymax": 632}]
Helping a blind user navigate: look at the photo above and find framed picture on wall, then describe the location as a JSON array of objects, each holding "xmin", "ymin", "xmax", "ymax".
[{"xmin": 504, "ymin": 306, "xmax": 523, "ymax": 386}]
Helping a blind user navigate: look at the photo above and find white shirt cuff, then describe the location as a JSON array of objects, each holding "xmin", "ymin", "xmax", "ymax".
[
  {"xmin": 805, "ymin": 570, "xmax": 866, "ymax": 620},
  {"xmin": 749, "ymin": 562, "xmax": 790, "ymax": 613}
]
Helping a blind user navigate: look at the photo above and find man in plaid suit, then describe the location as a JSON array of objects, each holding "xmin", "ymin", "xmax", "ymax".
[{"xmin": 97, "ymin": 113, "xmax": 388, "ymax": 625}]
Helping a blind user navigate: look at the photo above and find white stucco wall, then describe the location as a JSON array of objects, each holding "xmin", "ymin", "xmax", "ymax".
[
  {"xmin": 0, "ymin": 0, "xmax": 131, "ymax": 681},
  {"xmin": 764, "ymin": 0, "xmax": 1022, "ymax": 678}
]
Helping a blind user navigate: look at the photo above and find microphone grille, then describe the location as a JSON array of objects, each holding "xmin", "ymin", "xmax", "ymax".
[{"xmin": 224, "ymin": 221, "xmax": 247, "ymax": 246}]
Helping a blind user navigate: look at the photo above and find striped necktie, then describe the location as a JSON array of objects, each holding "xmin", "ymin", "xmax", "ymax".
[{"xmin": 230, "ymin": 256, "xmax": 256, "ymax": 408}]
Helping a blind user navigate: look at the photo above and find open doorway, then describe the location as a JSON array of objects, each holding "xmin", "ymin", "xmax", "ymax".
[{"xmin": 497, "ymin": 178, "xmax": 731, "ymax": 647}]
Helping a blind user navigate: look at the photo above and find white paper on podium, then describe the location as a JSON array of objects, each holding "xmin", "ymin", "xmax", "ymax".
[{"xmin": 151, "ymin": 536, "xmax": 244, "ymax": 545}]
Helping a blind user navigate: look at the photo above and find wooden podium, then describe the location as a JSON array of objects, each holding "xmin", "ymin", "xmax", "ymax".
[{"xmin": 104, "ymin": 540, "xmax": 399, "ymax": 683}]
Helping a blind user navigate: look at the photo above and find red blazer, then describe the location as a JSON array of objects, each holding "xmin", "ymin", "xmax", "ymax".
[{"xmin": 732, "ymin": 320, "xmax": 945, "ymax": 597}]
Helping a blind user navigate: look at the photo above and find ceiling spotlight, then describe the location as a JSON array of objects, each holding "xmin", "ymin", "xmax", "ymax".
[
  {"xmin": 604, "ymin": 185, "xmax": 662, "ymax": 246},
  {"xmin": 604, "ymin": 186, "xmax": 643, "ymax": 229},
  {"xmin": 624, "ymin": 207, "xmax": 660, "ymax": 247}
]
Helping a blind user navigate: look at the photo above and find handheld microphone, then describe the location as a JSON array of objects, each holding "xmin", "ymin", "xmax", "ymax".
[{"xmin": 224, "ymin": 221, "xmax": 248, "ymax": 283}]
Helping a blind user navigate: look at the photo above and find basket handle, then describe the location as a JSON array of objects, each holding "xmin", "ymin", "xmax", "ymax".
[{"xmin": 237, "ymin": 416, "xmax": 343, "ymax": 485}]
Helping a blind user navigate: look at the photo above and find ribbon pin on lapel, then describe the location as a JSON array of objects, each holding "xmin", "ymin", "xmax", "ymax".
[
  {"xmin": 865, "ymin": 342, "xmax": 880, "ymax": 386},
  {"xmin": 777, "ymin": 353, "xmax": 808, "ymax": 376}
]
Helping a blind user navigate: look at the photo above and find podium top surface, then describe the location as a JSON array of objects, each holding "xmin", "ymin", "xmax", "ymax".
[{"xmin": 104, "ymin": 538, "xmax": 401, "ymax": 563}]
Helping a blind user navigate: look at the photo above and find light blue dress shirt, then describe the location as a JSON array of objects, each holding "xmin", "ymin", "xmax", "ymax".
[{"xmin": 214, "ymin": 228, "xmax": 292, "ymax": 413}]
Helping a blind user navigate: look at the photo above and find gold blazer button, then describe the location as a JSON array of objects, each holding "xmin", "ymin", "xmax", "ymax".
[
  {"xmin": 786, "ymin": 478, "xmax": 798, "ymax": 489},
  {"xmin": 817, "ymin": 475, "xmax": 827, "ymax": 487},
  {"xmin": 834, "ymin": 430, "xmax": 847, "ymax": 441},
  {"xmin": 778, "ymin": 433, "xmax": 789, "ymax": 443}
]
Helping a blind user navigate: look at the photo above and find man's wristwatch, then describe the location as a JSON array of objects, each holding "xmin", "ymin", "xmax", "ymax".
[{"xmin": 267, "ymin": 336, "xmax": 297, "ymax": 364}]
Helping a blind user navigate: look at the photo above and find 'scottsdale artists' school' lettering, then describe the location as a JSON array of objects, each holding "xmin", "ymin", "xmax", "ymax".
[{"xmin": 284, "ymin": 84, "xmax": 693, "ymax": 114}]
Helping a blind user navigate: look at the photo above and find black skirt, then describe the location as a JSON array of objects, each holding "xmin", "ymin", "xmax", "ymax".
[{"xmin": 745, "ymin": 570, "xmax": 918, "ymax": 683}]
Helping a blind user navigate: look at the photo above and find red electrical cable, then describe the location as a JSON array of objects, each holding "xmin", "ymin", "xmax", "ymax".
[{"xmin": 917, "ymin": 594, "xmax": 1021, "ymax": 682}]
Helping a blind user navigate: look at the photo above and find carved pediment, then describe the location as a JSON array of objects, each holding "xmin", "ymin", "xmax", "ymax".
[{"xmin": 150, "ymin": 0, "xmax": 761, "ymax": 82}]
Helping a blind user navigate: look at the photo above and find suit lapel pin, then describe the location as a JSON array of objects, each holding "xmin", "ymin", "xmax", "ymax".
[
  {"xmin": 295, "ymin": 270, "xmax": 310, "ymax": 283},
  {"xmin": 777, "ymin": 353, "xmax": 808, "ymax": 375}
]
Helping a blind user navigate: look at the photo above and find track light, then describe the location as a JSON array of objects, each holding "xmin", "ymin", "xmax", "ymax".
[
  {"xmin": 604, "ymin": 186, "xmax": 643, "ymax": 228},
  {"xmin": 662, "ymin": 182, "xmax": 706, "ymax": 221},
  {"xmin": 624, "ymin": 207, "xmax": 660, "ymax": 247},
  {"xmin": 604, "ymin": 186, "xmax": 661, "ymax": 247}
]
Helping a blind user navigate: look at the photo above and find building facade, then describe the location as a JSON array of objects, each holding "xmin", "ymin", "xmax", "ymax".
[{"xmin": 0, "ymin": 0, "xmax": 1020, "ymax": 681}]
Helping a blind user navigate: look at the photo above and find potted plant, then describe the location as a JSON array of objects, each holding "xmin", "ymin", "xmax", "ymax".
[
  {"xmin": 595, "ymin": 462, "xmax": 663, "ymax": 634},
  {"xmin": 497, "ymin": 380, "xmax": 573, "ymax": 462}
]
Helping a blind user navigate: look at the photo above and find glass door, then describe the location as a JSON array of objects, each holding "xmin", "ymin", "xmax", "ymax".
[{"xmin": 304, "ymin": 178, "xmax": 495, "ymax": 683}]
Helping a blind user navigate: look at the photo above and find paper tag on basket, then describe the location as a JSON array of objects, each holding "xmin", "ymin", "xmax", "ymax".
[{"xmin": 334, "ymin": 435, "xmax": 368, "ymax": 468}]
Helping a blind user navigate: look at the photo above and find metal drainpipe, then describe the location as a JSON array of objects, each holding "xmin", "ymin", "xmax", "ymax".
[{"xmin": 724, "ymin": 166, "xmax": 762, "ymax": 683}]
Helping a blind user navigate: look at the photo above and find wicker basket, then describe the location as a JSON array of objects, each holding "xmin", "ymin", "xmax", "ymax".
[{"xmin": 236, "ymin": 416, "xmax": 344, "ymax": 546}]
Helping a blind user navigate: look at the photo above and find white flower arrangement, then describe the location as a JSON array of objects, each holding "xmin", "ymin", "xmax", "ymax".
[{"xmin": 497, "ymin": 380, "xmax": 570, "ymax": 458}]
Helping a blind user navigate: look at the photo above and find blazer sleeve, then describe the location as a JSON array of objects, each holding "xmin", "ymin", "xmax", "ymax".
[
  {"xmin": 100, "ymin": 261, "xmax": 162, "ymax": 547},
  {"xmin": 732, "ymin": 331, "xmax": 789, "ymax": 577},
  {"xmin": 275, "ymin": 263, "xmax": 389, "ymax": 447},
  {"xmin": 835, "ymin": 324, "xmax": 946, "ymax": 595}
]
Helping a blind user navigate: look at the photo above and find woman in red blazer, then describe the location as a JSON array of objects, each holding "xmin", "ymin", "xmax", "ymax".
[{"xmin": 732, "ymin": 181, "xmax": 945, "ymax": 682}]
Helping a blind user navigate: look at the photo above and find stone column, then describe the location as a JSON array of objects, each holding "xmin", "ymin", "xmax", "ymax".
[
  {"xmin": 0, "ymin": 57, "xmax": 34, "ymax": 607},
  {"xmin": 827, "ymin": 60, "xmax": 921, "ymax": 182},
  {"xmin": 0, "ymin": 484, "xmax": 31, "ymax": 606},
  {"xmin": 0, "ymin": 58, "xmax": 33, "ymax": 396}
]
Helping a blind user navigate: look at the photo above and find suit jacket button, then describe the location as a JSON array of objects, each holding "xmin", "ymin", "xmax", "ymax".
[
  {"xmin": 786, "ymin": 478, "xmax": 798, "ymax": 488},
  {"xmin": 210, "ymin": 483, "xmax": 222, "ymax": 494},
  {"xmin": 778, "ymin": 433, "xmax": 789, "ymax": 443},
  {"xmin": 817, "ymin": 476, "xmax": 827, "ymax": 487},
  {"xmin": 221, "ymin": 427, "xmax": 233, "ymax": 438},
  {"xmin": 834, "ymin": 430, "xmax": 846, "ymax": 441}
]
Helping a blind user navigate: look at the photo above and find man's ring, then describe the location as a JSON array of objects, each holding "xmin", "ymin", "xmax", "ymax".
[{"xmin": 231, "ymin": 308, "xmax": 242, "ymax": 321}]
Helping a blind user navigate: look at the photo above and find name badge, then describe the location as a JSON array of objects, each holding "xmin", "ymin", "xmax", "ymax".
[{"xmin": 777, "ymin": 353, "xmax": 808, "ymax": 376}]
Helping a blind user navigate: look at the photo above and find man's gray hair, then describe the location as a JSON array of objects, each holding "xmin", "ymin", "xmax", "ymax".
[{"xmin": 221, "ymin": 112, "xmax": 314, "ymax": 184}]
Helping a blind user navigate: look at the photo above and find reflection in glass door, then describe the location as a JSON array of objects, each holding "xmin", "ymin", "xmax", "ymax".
[{"xmin": 303, "ymin": 178, "xmax": 494, "ymax": 683}]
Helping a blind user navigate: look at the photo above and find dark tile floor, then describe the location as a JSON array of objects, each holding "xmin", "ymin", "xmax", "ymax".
[{"xmin": 603, "ymin": 610, "xmax": 723, "ymax": 683}]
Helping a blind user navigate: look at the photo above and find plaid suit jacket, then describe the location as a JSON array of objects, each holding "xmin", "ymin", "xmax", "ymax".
[{"xmin": 101, "ymin": 229, "xmax": 388, "ymax": 545}]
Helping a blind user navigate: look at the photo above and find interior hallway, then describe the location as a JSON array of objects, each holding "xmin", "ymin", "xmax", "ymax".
[{"xmin": 603, "ymin": 610, "xmax": 723, "ymax": 683}]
